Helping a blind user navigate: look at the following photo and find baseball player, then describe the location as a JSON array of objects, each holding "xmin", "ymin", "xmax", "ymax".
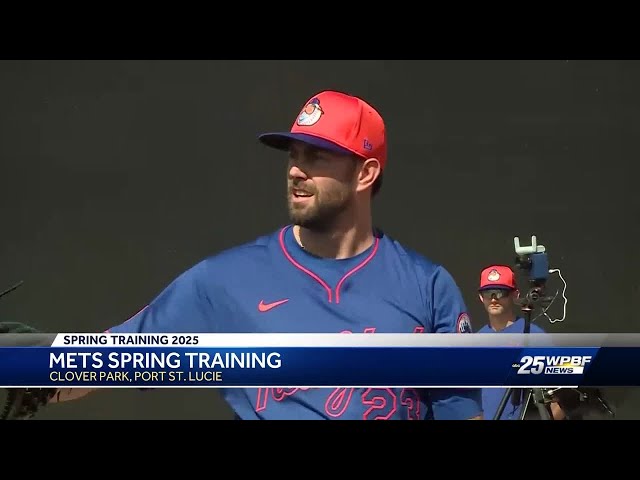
[
  {"xmin": 476, "ymin": 265, "xmax": 565, "ymax": 420},
  {"xmin": 49, "ymin": 90, "xmax": 483, "ymax": 420}
]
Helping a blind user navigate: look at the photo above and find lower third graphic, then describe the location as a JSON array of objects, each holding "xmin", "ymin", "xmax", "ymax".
[{"xmin": 514, "ymin": 355, "xmax": 592, "ymax": 375}]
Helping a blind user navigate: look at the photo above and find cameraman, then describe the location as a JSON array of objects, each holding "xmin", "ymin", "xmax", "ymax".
[{"xmin": 475, "ymin": 265, "xmax": 566, "ymax": 420}]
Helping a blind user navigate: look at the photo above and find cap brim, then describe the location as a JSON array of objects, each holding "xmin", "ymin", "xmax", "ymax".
[
  {"xmin": 258, "ymin": 132, "xmax": 355, "ymax": 157},
  {"xmin": 479, "ymin": 285, "xmax": 515, "ymax": 291}
]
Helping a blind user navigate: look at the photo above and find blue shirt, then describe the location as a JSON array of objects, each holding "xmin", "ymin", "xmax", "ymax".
[
  {"xmin": 477, "ymin": 317, "xmax": 546, "ymax": 420},
  {"xmin": 107, "ymin": 225, "xmax": 482, "ymax": 420}
]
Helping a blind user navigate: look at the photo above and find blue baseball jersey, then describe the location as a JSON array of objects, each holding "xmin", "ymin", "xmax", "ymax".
[
  {"xmin": 107, "ymin": 225, "xmax": 483, "ymax": 420},
  {"xmin": 477, "ymin": 317, "xmax": 546, "ymax": 420}
]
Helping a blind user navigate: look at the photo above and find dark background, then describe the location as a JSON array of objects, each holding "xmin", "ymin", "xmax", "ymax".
[{"xmin": 0, "ymin": 60, "xmax": 637, "ymax": 419}]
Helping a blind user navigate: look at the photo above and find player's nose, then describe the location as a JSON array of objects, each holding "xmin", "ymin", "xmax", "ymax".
[{"xmin": 288, "ymin": 163, "xmax": 308, "ymax": 180}]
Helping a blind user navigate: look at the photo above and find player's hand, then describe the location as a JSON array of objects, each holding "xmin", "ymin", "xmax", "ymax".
[
  {"xmin": 0, "ymin": 321, "xmax": 43, "ymax": 334},
  {"xmin": 0, "ymin": 321, "xmax": 57, "ymax": 420}
]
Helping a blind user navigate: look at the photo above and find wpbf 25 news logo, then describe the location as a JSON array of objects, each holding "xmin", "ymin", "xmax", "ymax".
[{"xmin": 513, "ymin": 354, "xmax": 592, "ymax": 375}]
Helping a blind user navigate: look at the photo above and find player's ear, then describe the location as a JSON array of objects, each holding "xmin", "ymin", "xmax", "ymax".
[
  {"xmin": 478, "ymin": 293, "xmax": 484, "ymax": 303},
  {"xmin": 356, "ymin": 157, "xmax": 381, "ymax": 194}
]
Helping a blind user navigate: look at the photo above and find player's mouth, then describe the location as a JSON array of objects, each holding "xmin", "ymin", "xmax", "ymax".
[{"xmin": 291, "ymin": 189, "xmax": 314, "ymax": 202}]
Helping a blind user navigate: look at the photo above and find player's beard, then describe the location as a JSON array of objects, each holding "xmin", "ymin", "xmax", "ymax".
[{"xmin": 287, "ymin": 183, "xmax": 354, "ymax": 233}]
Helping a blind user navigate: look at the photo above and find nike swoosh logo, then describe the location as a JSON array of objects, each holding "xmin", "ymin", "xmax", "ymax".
[{"xmin": 258, "ymin": 299, "xmax": 289, "ymax": 312}]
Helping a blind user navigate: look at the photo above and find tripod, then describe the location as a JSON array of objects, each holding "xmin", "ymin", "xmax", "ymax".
[{"xmin": 492, "ymin": 288, "xmax": 555, "ymax": 421}]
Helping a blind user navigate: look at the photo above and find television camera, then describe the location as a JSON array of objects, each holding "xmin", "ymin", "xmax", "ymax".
[{"xmin": 492, "ymin": 236, "xmax": 614, "ymax": 420}]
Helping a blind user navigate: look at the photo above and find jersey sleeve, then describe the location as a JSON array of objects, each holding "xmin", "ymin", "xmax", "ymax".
[
  {"xmin": 426, "ymin": 265, "xmax": 484, "ymax": 420},
  {"xmin": 429, "ymin": 265, "xmax": 473, "ymax": 334},
  {"xmin": 106, "ymin": 261, "xmax": 212, "ymax": 334}
]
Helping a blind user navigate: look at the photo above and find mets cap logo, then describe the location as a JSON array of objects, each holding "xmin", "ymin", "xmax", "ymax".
[
  {"xmin": 297, "ymin": 98, "xmax": 323, "ymax": 126},
  {"xmin": 487, "ymin": 269, "xmax": 501, "ymax": 282}
]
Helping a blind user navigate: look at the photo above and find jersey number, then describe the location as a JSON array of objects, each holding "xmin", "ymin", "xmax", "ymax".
[
  {"xmin": 255, "ymin": 327, "xmax": 425, "ymax": 419},
  {"xmin": 256, "ymin": 387, "xmax": 422, "ymax": 420}
]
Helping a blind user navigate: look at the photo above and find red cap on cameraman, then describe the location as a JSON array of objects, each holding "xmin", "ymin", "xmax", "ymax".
[{"xmin": 479, "ymin": 265, "xmax": 517, "ymax": 291}]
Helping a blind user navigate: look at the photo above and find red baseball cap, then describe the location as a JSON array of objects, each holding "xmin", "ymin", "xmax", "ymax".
[
  {"xmin": 479, "ymin": 265, "xmax": 517, "ymax": 291},
  {"xmin": 258, "ymin": 90, "xmax": 388, "ymax": 170}
]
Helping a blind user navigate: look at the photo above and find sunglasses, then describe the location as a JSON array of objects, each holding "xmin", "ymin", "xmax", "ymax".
[{"xmin": 480, "ymin": 289, "xmax": 513, "ymax": 300}]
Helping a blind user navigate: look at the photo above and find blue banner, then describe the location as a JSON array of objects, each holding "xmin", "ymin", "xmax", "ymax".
[{"xmin": 0, "ymin": 345, "xmax": 632, "ymax": 387}]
